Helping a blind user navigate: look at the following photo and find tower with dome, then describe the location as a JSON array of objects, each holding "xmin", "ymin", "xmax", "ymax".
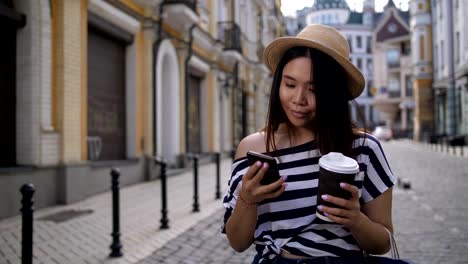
[
  {"xmin": 301, "ymin": 0, "xmax": 380, "ymax": 128},
  {"xmin": 286, "ymin": 0, "xmax": 418, "ymax": 136}
]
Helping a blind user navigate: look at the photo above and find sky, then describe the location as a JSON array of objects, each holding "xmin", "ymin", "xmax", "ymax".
[{"xmin": 281, "ymin": 0, "xmax": 410, "ymax": 17}]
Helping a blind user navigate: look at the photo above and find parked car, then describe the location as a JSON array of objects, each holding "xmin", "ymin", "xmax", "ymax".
[{"xmin": 372, "ymin": 126, "xmax": 393, "ymax": 141}]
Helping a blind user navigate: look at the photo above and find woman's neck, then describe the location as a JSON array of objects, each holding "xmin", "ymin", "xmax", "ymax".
[{"xmin": 275, "ymin": 124, "xmax": 315, "ymax": 148}]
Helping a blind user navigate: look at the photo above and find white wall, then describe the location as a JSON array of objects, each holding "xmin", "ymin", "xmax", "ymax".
[
  {"xmin": 16, "ymin": 0, "xmax": 59, "ymax": 166},
  {"xmin": 156, "ymin": 40, "xmax": 180, "ymax": 164}
]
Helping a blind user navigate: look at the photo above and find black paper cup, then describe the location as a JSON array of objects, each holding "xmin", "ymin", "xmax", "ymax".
[{"xmin": 316, "ymin": 152, "xmax": 359, "ymax": 222}]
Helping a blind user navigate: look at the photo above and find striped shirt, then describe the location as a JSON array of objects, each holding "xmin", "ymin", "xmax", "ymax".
[{"xmin": 222, "ymin": 133, "xmax": 396, "ymax": 262}]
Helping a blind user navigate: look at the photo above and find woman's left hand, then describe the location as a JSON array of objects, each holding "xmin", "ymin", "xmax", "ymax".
[{"xmin": 317, "ymin": 183, "xmax": 366, "ymax": 230}]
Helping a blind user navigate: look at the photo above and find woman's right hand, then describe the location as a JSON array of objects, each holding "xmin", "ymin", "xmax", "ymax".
[{"xmin": 240, "ymin": 161, "xmax": 287, "ymax": 204}]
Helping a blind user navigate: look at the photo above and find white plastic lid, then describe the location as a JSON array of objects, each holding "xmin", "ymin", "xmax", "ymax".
[{"xmin": 318, "ymin": 152, "xmax": 359, "ymax": 174}]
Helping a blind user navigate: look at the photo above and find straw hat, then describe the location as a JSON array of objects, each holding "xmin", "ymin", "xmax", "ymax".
[{"xmin": 263, "ymin": 24, "xmax": 365, "ymax": 99}]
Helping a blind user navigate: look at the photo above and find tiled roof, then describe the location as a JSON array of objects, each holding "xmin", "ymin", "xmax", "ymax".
[{"xmin": 347, "ymin": 11, "xmax": 363, "ymax": 24}]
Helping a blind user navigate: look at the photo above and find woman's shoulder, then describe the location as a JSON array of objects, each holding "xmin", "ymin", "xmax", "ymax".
[
  {"xmin": 235, "ymin": 132, "xmax": 266, "ymax": 160},
  {"xmin": 353, "ymin": 130, "xmax": 387, "ymax": 155}
]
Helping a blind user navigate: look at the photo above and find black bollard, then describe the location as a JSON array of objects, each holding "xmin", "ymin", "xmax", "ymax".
[
  {"xmin": 20, "ymin": 183, "xmax": 35, "ymax": 264},
  {"xmin": 157, "ymin": 158, "xmax": 169, "ymax": 229},
  {"xmin": 192, "ymin": 155, "xmax": 200, "ymax": 212},
  {"xmin": 109, "ymin": 168, "xmax": 123, "ymax": 258},
  {"xmin": 215, "ymin": 152, "xmax": 221, "ymax": 199}
]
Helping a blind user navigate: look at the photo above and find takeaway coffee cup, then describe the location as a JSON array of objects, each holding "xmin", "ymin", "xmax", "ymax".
[{"xmin": 316, "ymin": 152, "xmax": 359, "ymax": 222}]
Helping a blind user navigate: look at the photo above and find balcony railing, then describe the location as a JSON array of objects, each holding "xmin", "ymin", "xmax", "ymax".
[
  {"xmin": 163, "ymin": 0, "xmax": 197, "ymax": 12},
  {"xmin": 218, "ymin": 21, "xmax": 242, "ymax": 53}
]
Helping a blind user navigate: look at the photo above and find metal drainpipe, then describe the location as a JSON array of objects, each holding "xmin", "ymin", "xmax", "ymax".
[
  {"xmin": 232, "ymin": 61, "xmax": 239, "ymax": 152},
  {"xmin": 446, "ymin": 0, "xmax": 456, "ymax": 136},
  {"xmin": 184, "ymin": 24, "xmax": 197, "ymax": 155},
  {"xmin": 152, "ymin": 2, "xmax": 166, "ymax": 158}
]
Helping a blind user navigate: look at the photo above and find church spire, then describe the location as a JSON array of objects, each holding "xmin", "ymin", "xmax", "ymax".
[{"xmin": 384, "ymin": 0, "xmax": 397, "ymax": 10}]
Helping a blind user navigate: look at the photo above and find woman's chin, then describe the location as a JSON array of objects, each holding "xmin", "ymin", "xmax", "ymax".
[{"xmin": 289, "ymin": 119, "xmax": 312, "ymax": 128}]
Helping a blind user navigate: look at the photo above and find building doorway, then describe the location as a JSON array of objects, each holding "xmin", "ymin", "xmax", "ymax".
[{"xmin": 0, "ymin": 2, "xmax": 25, "ymax": 166}]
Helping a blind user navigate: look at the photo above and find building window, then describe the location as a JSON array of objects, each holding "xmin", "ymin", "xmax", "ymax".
[
  {"xmin": 387, "ymin": 49, "xmax": 400, "ymax": 68},
  {"xmin": 367, "ymin": 80, "xmax": 374, "ymax": 97},
  {"xmin": 367, "ymin": 58, "xmax": 373, "ymax": 73},
  {"xmin": 434, "ymin": 44, "xmax": 438, "ymax": 75},
  {"xmin": 366, "ymin": 36, "xmax": 372, "ymax": 53},
  {"xmin": 419, "ymin": 35, "xmax": 425, "ymax": 60},
  {"xmin": 418, "ymin": 3, "xmax": 424, "ymax": 10},
  {"xmin": 357, "ymin": 36, "xmax": 362, "ymax": 48},
  {"xmin": 357, "ymin": 58, "xmax": 362, "ymax": 71},
  {"xmin": 401, "ymin": 42, "xmax": 411, "ymax": 55},
  {"xmin": 388, "ymin": 78, "xmax": 400, "ymax": 98},
  {"xmin": 439, "ymin": 0, "xmax": 442, "ymax": 19},
  {"xmin": 405, "ymin": 75, "xmax": 413, "ymax": 97}
]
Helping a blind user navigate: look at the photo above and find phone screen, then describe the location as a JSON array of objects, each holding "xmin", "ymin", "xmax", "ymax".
[{"xmin": 246, "ymin": 151, "xmax": 281, "ymax": 185}]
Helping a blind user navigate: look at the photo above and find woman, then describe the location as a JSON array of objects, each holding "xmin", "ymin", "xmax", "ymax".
[{"xmin": 222, "ymin": 24, "xmax": 397, "ymax": 264}]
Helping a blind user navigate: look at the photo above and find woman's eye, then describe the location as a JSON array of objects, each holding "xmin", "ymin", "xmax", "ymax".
[{"xmin": 285, "ymin": 83, "xmax": 295, "ymax": 88}]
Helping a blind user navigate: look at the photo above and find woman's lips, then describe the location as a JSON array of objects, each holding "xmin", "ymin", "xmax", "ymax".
[{"xmin": 291, "ymin": 110, "xmax": 308, "ymax": 119}]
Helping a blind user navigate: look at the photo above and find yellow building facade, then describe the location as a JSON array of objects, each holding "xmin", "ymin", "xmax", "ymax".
[
  {"xmin": 0, "ymin": 0, "xmax": 283, "ymax": 219},
  {"xmin": 410, "ymin": 0, "xmax": 433, "ymax": 141}
]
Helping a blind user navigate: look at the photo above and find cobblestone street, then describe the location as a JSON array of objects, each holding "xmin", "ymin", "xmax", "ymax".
[
  {"xmin": 138, "ymin": 141, "xmax": 468, "ymax": 264},
  {"xmin": 383, "ymin": 141, "xmax": 468, "ymax": 264},
  {"xmin": 1, "ymin": 141, "xmax": 467, "ymax": 264},
  {"xmin": 137, "ymin": 209, "xmax": 254, "ymax": 264}
]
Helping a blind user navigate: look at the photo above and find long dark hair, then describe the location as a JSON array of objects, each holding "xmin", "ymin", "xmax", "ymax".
[{"xmin": 265, "ymin": 46, "xmax": 363, "ymax": 157}]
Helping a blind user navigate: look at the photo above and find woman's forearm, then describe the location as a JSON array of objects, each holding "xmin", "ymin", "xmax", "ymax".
[
  {"xmin": 351, "ymin": 213, "xmax": 392, "ymax": 254},
  {"xmin": 225, "ymin": 203, "xmax": 258, "ymax": 252}
]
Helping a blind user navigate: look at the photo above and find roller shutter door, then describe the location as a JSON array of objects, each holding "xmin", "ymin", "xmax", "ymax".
[{"xmin": 87, "ymin": 26, "xmax": 126, "ymax": 160}]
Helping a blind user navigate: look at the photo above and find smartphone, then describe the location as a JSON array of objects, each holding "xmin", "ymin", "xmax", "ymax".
[{"xmin": 246, "ymin": 151, "xmax": 281, "ymax": 185}]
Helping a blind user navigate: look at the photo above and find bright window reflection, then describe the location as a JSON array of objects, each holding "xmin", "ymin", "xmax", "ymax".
[{"xmin": 387, "ymin": 49, "xmax": 400, "ymax": 68}]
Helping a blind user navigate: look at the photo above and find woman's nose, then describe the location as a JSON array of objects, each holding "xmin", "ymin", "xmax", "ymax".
[{"xmin": 293, "ymin": 87, "xmax": 307, "ymax": 104}]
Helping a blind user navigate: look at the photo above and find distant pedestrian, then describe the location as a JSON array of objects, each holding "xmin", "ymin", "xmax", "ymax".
[{"xmin": 222, "ymin": 24, "xmax": 406, "ymax": 264}]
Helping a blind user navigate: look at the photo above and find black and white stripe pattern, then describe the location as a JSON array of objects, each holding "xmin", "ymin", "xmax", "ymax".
[{"xmin": 222, "ymin": 133, "xmax": 395, "ymax": 262}]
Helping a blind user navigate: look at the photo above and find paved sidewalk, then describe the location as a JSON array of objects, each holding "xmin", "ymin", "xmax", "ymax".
[{"xmin": 0, "ymin": 159, "xmax": 232, "ymax": 264}]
